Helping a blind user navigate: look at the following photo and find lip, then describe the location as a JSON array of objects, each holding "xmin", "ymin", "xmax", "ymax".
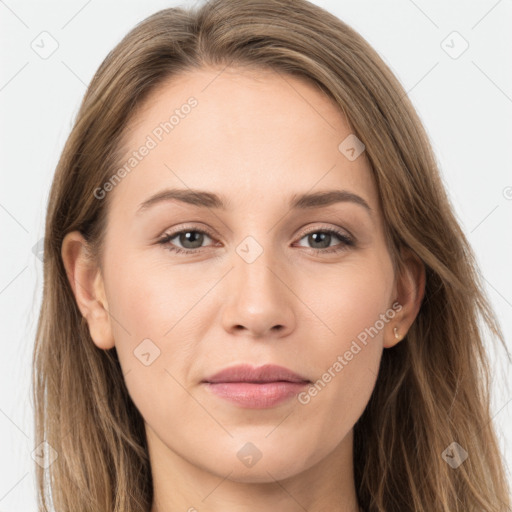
[
  {"xmin": 202, "ymin": 364, "xmax": 311, "ymax": 409},
  {"xmin": 203, "ymin": 363, "xmax": 310, "ymax": 384}
]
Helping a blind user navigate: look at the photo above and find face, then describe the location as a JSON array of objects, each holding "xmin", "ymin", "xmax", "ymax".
[{"xmin": 73, "ymin": 66, "xmax": 406, "ymax": 483}]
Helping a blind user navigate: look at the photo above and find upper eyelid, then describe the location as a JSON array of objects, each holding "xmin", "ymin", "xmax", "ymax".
[{"xmin": 296, "ymin": 224, "xmax": 352, "ymax": 239}]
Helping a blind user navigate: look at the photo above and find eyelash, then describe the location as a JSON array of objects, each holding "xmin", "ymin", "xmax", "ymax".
[{"xmin": 157, "ymin": 225, "xmax": 355, "ymax": 255}]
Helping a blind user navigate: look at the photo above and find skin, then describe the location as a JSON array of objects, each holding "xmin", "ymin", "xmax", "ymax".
[{"xmin": 62, "ymin": 65, "xmax": 425, "ymax": 512}]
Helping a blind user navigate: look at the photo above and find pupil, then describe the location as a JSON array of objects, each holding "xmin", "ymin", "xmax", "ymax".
[
  {"xmin": 181, "ymin": 231, "xmax": 203, "ymax": 249},
  {"xmin": 310, "ymin": 232, "xmax": 330, "ymax": 248}
]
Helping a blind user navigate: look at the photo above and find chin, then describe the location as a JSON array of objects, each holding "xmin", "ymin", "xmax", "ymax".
[
  {"xmin": 219, "ymin": 462, "xmax": 303, "ymax": 484},
  {"xmin": 198, "ymin": 443, "xmax": 313, "ymax": 484}
]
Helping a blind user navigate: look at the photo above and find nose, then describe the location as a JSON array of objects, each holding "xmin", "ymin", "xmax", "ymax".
[{"xmin": 220, "ymin": 241, "xmax": 296, "ymax": 339}]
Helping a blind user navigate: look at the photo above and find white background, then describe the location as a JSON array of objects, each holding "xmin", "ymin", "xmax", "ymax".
[{"xmin": 1, "ymin": 0, "xmax": 511, "ymax": 509}]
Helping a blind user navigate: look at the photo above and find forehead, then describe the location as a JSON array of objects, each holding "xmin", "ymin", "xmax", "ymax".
[{"xmin": 110, "ymin": 65, "xmax": 380, "ymax": 218}]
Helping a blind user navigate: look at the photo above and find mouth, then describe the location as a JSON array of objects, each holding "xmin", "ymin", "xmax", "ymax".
[{"xmin": 201, "ymin": 364, "xmax": 311, "ymax": 409}]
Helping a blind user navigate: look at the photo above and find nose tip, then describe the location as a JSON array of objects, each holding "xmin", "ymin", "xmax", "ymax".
[{"xmin": 221, "ymin": 259, "xmax": 296, "ymax": 339}]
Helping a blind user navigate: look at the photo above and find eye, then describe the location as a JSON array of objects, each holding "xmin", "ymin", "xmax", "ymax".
[
  {"xmin": 157, "ymin": 226, "xmax": 355, "ymax": 255},
  {"xmin": 157, "ymin": 227, "xmax": 216, "ymax": 254},
  {"xmin": 295, "ymin": 227, "xmax": 354, "ymax": 254}
]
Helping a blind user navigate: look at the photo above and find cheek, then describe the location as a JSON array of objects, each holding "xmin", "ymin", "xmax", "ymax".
[
  {"xmin": 106, "ymin": 246, "xmax": 207, "ymax": 339},
  {"xmin": 304, "ymin": 254, "xmax": 394, "ymax": 346},
  {"xmin": 103, "ymin": 248, "xmax": 222, "ymax": 409},
  {"xmin": 298, "ymin": 257, "xmax": 393, "ymax": 417}
]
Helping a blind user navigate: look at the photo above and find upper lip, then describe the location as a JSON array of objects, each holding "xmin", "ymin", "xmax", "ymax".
[{"xmin": 202, "ymin": 364, "xmax": 311, "ymax": 384}]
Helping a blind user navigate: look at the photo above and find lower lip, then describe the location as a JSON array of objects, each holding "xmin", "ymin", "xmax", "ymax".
[{"xmin": 203, "ymin": 381, "xmax": 309, "ymax": 409}]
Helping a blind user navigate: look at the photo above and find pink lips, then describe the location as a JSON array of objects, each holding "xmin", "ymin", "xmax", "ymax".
[{"xmin": 202, "ymin": 364, "xmax": 311, "ymax": 409}]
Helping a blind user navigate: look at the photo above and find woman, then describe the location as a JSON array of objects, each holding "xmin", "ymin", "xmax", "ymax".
[{"xmin": 32, "ymin": 0, "xmax": 511, "ymax": 510}]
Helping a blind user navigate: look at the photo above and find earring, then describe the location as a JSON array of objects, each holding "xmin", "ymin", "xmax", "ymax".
[{"xmin": 394, "ymin": 327, "xmax": 402, "ymax": 341}]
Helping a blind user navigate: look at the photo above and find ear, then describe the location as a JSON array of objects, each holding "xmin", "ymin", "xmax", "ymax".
[
  {"xmin": 384, "ymin": 247, "xmax": 426, "ymax": 349},
  {"xmin": 61, "ymin": 231, "xmax": 115, "ymax": 350}
]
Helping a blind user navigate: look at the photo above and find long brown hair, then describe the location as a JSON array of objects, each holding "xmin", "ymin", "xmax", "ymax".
[{"xmin": 32, "ymin": 0, "xmax": 511, "ymax": 510}]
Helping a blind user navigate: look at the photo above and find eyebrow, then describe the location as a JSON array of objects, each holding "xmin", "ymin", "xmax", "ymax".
[{"xmin": 136, "ymin": 188, "xmax": 373, "ymax": 216}]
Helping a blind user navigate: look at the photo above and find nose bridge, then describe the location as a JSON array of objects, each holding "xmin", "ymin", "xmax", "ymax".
[
  {"xmin": 220, "ymin": 231, "xmax": 295, "ymax": 337},
  {"xmin": 233, "ymin": 231, "xmax": 285, "ymax": 301}
]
